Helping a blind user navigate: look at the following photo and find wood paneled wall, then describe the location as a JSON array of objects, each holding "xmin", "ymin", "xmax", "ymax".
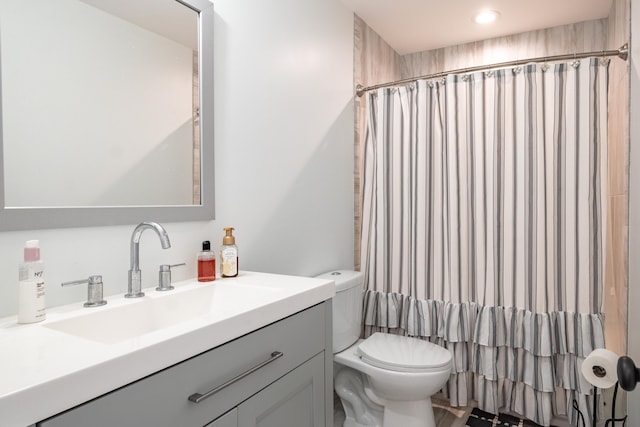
[{"xmin": 604, "ymin": 0, "xmax": 629, "ymax": 356}]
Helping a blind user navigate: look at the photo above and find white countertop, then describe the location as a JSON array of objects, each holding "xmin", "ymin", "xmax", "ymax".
[{"xmin": 0, "ymin": 271, "xmax": 335, "ymax": 427}]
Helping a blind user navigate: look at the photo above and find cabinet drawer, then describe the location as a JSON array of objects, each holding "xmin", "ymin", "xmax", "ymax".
[
  {"xmin": 38, "ymin": 303, "xmax": 326, "ymax": 427},
  {"xmin": 237, "ymin": 352, "xmax": 325, "ymax": 427}
]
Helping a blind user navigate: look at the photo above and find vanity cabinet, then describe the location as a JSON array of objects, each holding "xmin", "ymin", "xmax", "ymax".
[{"xmin": 37, "ymin": 302, "xmax": 331, "ymax": 427}]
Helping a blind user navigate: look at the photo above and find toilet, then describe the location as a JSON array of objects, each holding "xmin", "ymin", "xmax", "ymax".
[{"xmin": 316, "ymin": 270, "xmax": 452, "ymax": 427}]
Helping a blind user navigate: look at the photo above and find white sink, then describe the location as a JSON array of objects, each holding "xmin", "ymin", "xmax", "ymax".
[{"xmin": 44, "ymin": 281, "xmax": 284, "ymax": 344}]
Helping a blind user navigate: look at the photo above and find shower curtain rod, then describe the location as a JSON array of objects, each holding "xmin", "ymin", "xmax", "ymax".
[{"xmin": 355, "ymin": 43, "xmax": 628, "ymax": 97}]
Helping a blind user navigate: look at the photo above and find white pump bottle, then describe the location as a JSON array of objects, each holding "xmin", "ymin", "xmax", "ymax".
[{"xmin": 18, "ymin": 240, "xmax": 46, "ymax": 324}]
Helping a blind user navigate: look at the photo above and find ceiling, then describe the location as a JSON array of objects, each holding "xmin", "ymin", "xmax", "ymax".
[{"xmin": 339, "ymin": 0, "xmax": 614, "ymax": 55}]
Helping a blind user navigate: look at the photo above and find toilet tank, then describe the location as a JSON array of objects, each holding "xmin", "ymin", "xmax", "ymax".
[{"xmin": 315, "ymin": 270, "xmax": 363, "ymax": 353}]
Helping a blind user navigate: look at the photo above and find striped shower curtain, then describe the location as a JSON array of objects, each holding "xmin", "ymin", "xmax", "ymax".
[{"xmin": 360, "ymin": 58, "xmax": 609, "ymax": 426}]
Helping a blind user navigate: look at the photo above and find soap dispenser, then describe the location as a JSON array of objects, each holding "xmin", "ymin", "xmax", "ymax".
[{"xmin": 220, "ymin": 227, "xmax": 238, "ymax": 278}]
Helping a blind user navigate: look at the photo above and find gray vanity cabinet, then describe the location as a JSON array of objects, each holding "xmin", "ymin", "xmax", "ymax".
[{"xmin": 37, "ymin": 302, "xmax": 331, "ymax": 427}]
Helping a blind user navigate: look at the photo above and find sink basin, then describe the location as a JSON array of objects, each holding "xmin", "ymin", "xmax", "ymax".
[{"xmin": 44, "ymin": 281, "xmax": 284, "ymax": 344}]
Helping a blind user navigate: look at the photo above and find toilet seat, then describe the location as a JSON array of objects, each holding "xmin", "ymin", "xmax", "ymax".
[{"xmin": 356, "ymin": 333, "xmax": 451, "ymax": 373}]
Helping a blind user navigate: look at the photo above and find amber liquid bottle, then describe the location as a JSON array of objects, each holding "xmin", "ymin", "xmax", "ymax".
[{"xmin": 198, "ymin": 240, "xmax": 216, "ymax": 282}]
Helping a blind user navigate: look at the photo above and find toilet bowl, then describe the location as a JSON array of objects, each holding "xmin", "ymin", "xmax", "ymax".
[
  {"xmin": 334, "ymin": 334, "xmax": 451, "ymax": 427},
  {"xmin": 316, "ymin": 270, "xmax": 452, "ymax": 427}
]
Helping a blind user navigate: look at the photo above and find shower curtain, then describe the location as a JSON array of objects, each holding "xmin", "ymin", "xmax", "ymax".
[{"xmin": 360, "ymin": 58, "xmax": 609, "ymax": 426}]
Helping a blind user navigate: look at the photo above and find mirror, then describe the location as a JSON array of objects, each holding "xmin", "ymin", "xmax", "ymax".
[{"xmin": 0, "ymin": 0, "xmax": 214, "ymax": 230}]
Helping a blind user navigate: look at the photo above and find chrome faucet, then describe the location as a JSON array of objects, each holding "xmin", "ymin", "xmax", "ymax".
[{"xmin": 126, "ymin": 222, "xmax": 171, "ymax": 298}]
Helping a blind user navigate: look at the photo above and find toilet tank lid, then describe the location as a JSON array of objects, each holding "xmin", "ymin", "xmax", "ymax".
[{"xmin": 315, "ymin": 270, "xmax": 362, "ymax": 292}]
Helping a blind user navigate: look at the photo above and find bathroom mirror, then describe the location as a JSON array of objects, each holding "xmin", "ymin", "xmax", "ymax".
[{"xmin": 0, "ymin": 0, "xmax": 214, "ymax": 230}]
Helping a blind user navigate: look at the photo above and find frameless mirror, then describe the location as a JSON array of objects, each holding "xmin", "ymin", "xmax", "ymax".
[{"xmin": 0, "ymin": 0, "xmax": 214, "ymax": 230}]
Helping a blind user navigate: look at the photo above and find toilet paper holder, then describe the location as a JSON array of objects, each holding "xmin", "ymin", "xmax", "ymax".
[
  {"xmin": 579, "ymin": 350, "xmax": 636, "ymax": 427},
  {"xmin": 581, "ymin": 350, "xmax": 640, "ymax": 391}
]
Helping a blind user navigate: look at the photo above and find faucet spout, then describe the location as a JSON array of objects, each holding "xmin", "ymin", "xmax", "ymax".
[{"xmin": 126, "ymin": 222, "xmax": 171, "ymax": 298}]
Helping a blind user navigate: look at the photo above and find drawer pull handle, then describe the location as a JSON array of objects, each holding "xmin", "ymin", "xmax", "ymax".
[{"xmin": 188, "ymin": 351, "xmax": 284, "ymax": 404}]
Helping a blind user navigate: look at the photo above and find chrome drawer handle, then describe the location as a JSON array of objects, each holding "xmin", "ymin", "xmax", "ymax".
[{"xmin": 188, "ymin": 351, "xmax": 284, "ymax": 404}]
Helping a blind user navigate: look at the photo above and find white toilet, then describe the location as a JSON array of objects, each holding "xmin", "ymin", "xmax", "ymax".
[{"xmin": 317, "ymin": 270, "xmax": 452, "ymax": 427}]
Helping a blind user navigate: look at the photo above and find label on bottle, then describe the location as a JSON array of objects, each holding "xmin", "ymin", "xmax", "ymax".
[
  {"xmin": 221, "ymin": 247, "xmax": 238, "ymax": 277},
  {"xmin": 18, "ymin": 279, "xmax": 46, "ymax": 323},
  {"xmin": 18, "ymin": 261, "xmax": 46, "ymax": 324}
]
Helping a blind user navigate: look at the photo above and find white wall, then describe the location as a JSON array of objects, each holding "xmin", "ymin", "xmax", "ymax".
[
  {"xmin": 627, "ymin": 0, "xmax": 640, "ymax": 419},
  {"xmin": 0, "ymin": 0, "xmax": 354, "ymax": 318},
  {"xmin": 212, "ymin": 0, "xmax": 354, "ymax": 275}
]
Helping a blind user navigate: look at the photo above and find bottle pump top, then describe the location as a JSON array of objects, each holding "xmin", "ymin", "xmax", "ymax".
[
  {"xmin": 202, "ymin": 240, "xmax": 211, "ymax": 251},
  {"xmin": 24, "ymin": 240, "xmax": 41, "ymax": 262},
  {"xmin": 223, "ymin": 228, "xmax": 236, "ymax": 245}
]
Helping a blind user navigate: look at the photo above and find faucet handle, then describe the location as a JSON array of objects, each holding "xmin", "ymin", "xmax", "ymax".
[
  {"xmin": 156, "ymin": 263, "xmax": 186, "ymax": 291},
  {"xmin": 61, "ymin": 275, "xmax": 107, "ymax": 308}
]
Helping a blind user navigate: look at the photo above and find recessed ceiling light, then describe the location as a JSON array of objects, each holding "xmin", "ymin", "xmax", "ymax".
[{"xmin": 474, "ymin": 10, "xmax": 500, "ymax": 24}]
